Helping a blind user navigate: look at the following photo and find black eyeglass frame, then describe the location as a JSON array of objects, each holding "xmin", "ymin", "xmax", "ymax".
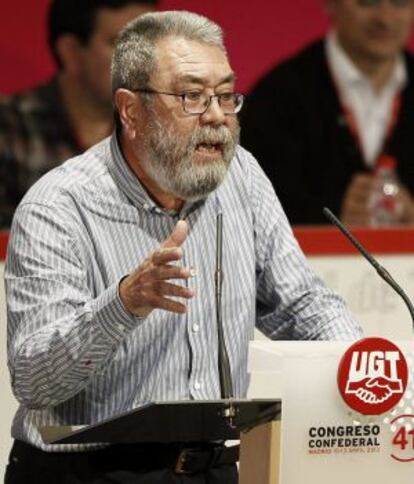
[{"xmin": 132, "ymin": 88, "xmax": 245, "ymax": 115}]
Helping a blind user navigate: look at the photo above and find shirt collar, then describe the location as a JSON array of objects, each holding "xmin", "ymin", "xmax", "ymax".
[
  {"xmin": 108, "ymin": 130, "xmax": 157, "ymax": 211},
  {"xmin": 325, "ymin": 30, "xmax": 407, "ymax": 94}
]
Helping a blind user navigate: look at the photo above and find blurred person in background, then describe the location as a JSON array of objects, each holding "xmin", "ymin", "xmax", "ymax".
[
  {"xmin": 0, "ymin": 0, "xmax": 158, "ymax": 229},
  {"xmin": 241, "ymin": 0, "xmax": 414, "ymax": 226}
]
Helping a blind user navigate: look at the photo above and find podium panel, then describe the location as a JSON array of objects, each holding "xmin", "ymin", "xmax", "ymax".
[{"xmin": 248, "ymin": 341, "xmax": 414, "ymax": 484}]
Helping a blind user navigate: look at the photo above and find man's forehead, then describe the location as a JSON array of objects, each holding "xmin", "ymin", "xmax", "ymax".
[{"xmin": 153, "ymin": 36, "xmax": 234, "ymax": 86}]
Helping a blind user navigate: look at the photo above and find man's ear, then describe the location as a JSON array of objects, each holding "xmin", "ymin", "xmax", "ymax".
[
  {"xmin": 114, "ymin": 88, "xmax": 143, "ymax": 140},
  {"xmin": 55, "ymin": 34, "xmax": 85, "ymax": 75}
]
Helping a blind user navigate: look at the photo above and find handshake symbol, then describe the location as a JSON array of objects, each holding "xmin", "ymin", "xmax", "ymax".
[{"xmin": 346, "ymin": 376, "xmax": 403, "ymax": 404}]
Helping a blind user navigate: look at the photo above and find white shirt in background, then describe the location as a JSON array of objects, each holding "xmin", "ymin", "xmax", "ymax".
[{"xmin": 325, "ymin": 31, "xmax": 407, "ymax": 167}]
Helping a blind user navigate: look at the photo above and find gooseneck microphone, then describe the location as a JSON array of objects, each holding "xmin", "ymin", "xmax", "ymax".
[
  {"xmin": 215, "ymin": 213, "xmax": 234, "ymax": 400},
  {"xmin": 323, "ymin": 207, "xmax": 414, "ymax": 330}
]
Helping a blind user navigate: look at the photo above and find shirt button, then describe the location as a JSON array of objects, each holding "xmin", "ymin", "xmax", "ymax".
[
  {"xmin": 194, "ymin": 381, "xmax": 201, "ymax": 390},
  {"xmin": 117, "ymin": 323, "xmax": 125, "ymax": 332},
  {"xmin": 192, "ymin": 324, "xmax": 200, "ymax": 333}
]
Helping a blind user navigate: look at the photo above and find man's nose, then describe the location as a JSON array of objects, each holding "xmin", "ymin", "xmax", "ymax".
[{"xmin": 199, "ymin": 96, "xmax": 227, "ymax": 125}]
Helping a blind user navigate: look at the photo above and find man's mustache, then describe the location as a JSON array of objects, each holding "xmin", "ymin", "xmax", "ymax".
[{"xmin": 190, "ymin": 125, "xmax": 238, "ymax": 147}]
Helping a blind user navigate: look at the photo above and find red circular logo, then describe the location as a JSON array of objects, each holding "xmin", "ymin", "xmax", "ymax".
[{"xmin": 337, "ymin": 337, "xmax": 408, "ymax": 415}]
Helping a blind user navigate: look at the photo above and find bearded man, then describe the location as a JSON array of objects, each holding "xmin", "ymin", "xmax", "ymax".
[{"xmin": 5, "ymin": 11, "xmax": 362, "ymax": 484}]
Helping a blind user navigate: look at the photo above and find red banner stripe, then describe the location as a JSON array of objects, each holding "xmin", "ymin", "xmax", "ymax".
[{"xmin": 1, "ymin": 227, "xmax": 414, "ymax": 261}]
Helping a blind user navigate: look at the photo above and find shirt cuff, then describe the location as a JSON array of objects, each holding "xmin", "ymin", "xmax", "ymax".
[{"xmin": 92, "ymin": 280, "xmax": 145, "ymax": 344}]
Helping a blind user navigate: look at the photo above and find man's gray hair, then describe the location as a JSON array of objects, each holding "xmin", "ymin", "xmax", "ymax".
[{"xmin": 111, "ymin": 10, "xmax": 226, "ymax": 93}]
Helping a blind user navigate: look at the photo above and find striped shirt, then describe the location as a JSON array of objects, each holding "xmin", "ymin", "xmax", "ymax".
[{"xmin": 5, "ymin": 133, "xmax": 362, "ymax": 450}]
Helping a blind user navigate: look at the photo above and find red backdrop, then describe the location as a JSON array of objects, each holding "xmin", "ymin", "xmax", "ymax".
[
  {"xmin": 2, "ymin": 1, "xmax": 414, "ymax": 95},
  {"xmin": 0, "ymin": 0, "xmax": 330, "ymax": 94}
]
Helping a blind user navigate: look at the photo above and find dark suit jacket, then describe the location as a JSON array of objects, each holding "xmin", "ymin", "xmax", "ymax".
[{"xmin": 241, "ymin": 39, "xmax": 414, "ymax": 225}]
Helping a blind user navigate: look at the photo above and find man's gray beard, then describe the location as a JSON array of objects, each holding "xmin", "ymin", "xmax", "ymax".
[{"xmin": 141, "ymin": 117, "xmax": 240, "ymax": 202}]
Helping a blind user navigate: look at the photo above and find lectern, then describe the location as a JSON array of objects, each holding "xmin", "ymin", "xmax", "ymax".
[
  {"xmin": 41, "ymin": 399, "xmax": 281, "ymax": 445},
  {"xmin": 41, "ymin": 399, "xmax": 281, "ymax": 482},
  {"xmin": 40, "ymin": 398, "xmax": 280, "ymax": 480},
  {"xmin": 246, "ymin": 340, "xmax": 414, "ymax": 484}
]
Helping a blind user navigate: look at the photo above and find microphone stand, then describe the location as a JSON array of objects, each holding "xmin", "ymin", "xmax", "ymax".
[
  {"xmin": 323, "ymin": 207, "xmax": 414, "ymax": 330},
  {"xmin": 215, "ymin": 213, "xmax": 236, "ymax": 424}
]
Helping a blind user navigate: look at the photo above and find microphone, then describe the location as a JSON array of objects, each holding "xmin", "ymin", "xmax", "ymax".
[
  {"xmin": 322, "ymin": 207, "xmax": 414, "ymax": 330},
  {"xmin": 215, "ymin": 213, "xmax": 234, "ymax": 400}
]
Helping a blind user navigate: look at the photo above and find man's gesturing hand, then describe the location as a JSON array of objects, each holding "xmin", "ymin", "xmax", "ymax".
[{"xmin": 119, "ymin": 220, "xmax": 194, "ymax": 317}]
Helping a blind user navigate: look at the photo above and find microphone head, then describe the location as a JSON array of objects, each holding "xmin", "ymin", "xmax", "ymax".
[{"xmin": 322, "ymin": 207, "xmax": 337, "ymax": 224}]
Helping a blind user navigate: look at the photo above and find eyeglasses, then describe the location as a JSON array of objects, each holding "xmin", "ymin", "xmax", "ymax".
[
  {"xmin": 132, "ymin": 89, "xmax": 244, "ymax": 115},
  {"xmin": 357, "ymin": 0, "xmax": 412, "ymax": 7}
]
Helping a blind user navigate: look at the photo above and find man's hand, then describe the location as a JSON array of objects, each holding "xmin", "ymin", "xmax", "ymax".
[
  {"xmin": 340, "ymin": 173, "xmax": 374, "ymax": 226},
  {"xmin": 399, "ymin": 185, "xmax": 414, "ymax": 224},
  {"xmin": 119, "ymin": 220, "xmax": 195, "ymax": 317},
  {"xmin": 341, "ymin": 173, "xmax": 414, "ymax": 226}
]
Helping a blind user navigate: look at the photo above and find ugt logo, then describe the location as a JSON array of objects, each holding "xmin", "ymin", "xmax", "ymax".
[{"xmin": 338, "ymin": 338, "xmax": 408, "ymax": 415}]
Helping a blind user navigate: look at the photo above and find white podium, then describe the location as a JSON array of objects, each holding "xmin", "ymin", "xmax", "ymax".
[{"xmin": 242, "ymin": 340, "xmax": 414, "ymax": 484}]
